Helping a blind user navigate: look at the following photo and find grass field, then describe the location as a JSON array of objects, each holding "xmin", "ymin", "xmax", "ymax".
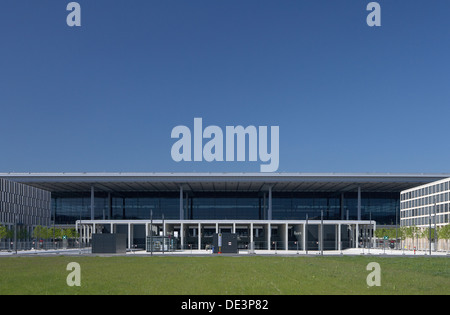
[{"xmin": 0, "ymin": 255, "xmax": 448, "ymax": 295}]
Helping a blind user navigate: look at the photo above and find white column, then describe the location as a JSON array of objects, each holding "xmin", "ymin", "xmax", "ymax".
[
  {"xmin": 267, "ymin": 223, "xmax": 271, "ymax": 250},
  {"xmin": 128, "ymin": 223, "xmax": 131, "ymax": 249},
  {"xmin": 338, "ymin": 223, "xmax": 342, "ymax": 251},
  {"xmin": 302, "ymin": 223, "xmax": 306, "ymax": 251},
  {"xmin": 355, "ymin": 223, "xmax": 359, "ymax": 248},
  {"xmin": 250, "ymin": 223, "xmax": 254, "ymax": 251},
  {"xmin": 372, "ymin": 222, "xmax": 376, "ymax": 249},
  {"xmin": 198, "ymin": 223, "xmax": 201, "ymax": 250},
  {"xmin": 181, "ymin": 222, "xmax": 184, "ymax": 250},
  {"xmin": 285, "ymin": 223, "xmax": 289, "ymax": 251}
]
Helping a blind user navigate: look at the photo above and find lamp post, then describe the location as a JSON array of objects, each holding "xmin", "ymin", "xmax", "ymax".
[
  {"xmin": 150, "ymin": 210, "xmax": 153, "ymax": 257},
  {"xmin": 14, "ymin": 215, "xmax": 17, "ymax": 255},
  {"xmin": 79, "ymin": 207, "xmax": 82, "ymax": 255},
  {"xmin": 305, "ymin": 214, "xmax": 308, "ymax": 255},
  {"xmin": 320, "ymin": 210, "xmax": 324, "ymax": 256},
  {"xmin": 434, "ymin": 199, "xmax": 438, "ymax": 252},
  {"xmin": 428, "ymin": 200, "xmax": 433, "ymax": 256},
  {"xmin": 368, "ymin": 211, "xmax": 372, "ymax": 255},
  {"xmin": 162, "ymin": 213, "xmax": 165, "ymax": 255}
]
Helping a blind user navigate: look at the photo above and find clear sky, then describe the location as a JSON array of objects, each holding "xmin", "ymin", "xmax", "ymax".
[{"xmin": 1, "ymin": 0, "xmax": 449, "ymax": 173}]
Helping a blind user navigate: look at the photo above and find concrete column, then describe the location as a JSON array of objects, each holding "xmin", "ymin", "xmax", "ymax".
[
  {"xmin": 250, "ymin": 223, "xmax": 254, "ymax": 251},
  {"xmin": 128, "ymin": 223, "xmax": 131, "ymax": 249},
  {"xmin": 338, "ymin": 224, "xmax": 342, "ymax": 251},
  {"xmin": 181, "ymin": 222, "xmax": 184, "ymax": 250},
  {"xmin": 356, "ymin": 223, "xmax": 359, "ymax": 248},
  {"xmin": 75, "ymin": 221, "xmax": 78, "ymax": 243},
  {"xmin": 372, "ymin": 222, "xmax": 377, "ymax": 249},
  {"xmin": 267, "ymin": 223, "xmax": 271, "ymax": 250},
  {"xmin": 303, "ymin": 222, "xmax": 306, "ymax": 251},
  {"xmin": 198, "ymin": 223, "xmax": 201, "ymax": 250},
  {"xmin": 285, "ymin": 223, "xmax": 288, "ymax": 251},
  {"xmin": 145, "ymin": 222, "xmax": 148, "ymax": 238}
]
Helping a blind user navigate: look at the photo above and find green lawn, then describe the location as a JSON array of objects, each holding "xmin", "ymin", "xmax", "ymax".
[{"xmin": 0, "ymin": 255, "xmax": 448, "ymax": 295}]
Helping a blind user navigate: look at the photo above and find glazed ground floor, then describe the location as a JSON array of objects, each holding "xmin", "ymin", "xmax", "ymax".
[{"xmin": 76, "ymin": 219, "xmax": 376, "ymax": 251}]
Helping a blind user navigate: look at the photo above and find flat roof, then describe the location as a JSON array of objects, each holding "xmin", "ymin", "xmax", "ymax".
[
  {"xmin": 401, "ymin": 176, "xmax": 450, "ymax": 194},
  {"xmin": 1, "ymin": 172, "xmax": 449, "ymax": 193}
]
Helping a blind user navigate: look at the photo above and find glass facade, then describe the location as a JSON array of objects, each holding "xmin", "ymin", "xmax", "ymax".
[
  {"xmin": 52, "ymin": 192, "xmax": 181, "ymax": 224},
  {"xmin": 189, "ymin": 192, "xmax": 261, "ymax": 220},
  {"xmin": 52, "ymin": 190, "xmax": 399, "ymax": 226},
  {"xmin": 272, "ymin": 193, "xmax": 340, "ymax": 220},
  {"xmin": 273, "ymin": 192, "xmax": 398, "ymax": 224}
]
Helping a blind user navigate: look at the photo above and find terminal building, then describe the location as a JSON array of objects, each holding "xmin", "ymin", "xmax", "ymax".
[{"xmin": 1, "ymin": 172, "xmax": 449, "ymax": 251}]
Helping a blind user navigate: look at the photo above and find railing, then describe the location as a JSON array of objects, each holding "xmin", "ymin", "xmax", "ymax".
[{"xmin": 0, "ymin": 239, "xmax": 91, "ymax": 252}]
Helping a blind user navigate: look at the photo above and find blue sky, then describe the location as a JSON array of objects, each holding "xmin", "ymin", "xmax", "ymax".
[{"xmin": 0, "ymin": 0, "xmax": 449, "ymax": 173}]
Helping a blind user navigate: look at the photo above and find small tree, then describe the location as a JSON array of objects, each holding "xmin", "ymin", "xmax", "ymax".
[
  {"xmin": 64, "ymin": 228, "xmax": 78, "ymax": 239},
  {"xmin": 50, "ymin": 227, "xmax": 64, "ymax": 240},
  {"xmin": 0, "ymin": 225, "xmax": 8, "ymax": 240},
  {"xmin": 422, "ymin": 227, "xmax": 437, "ymax": 251},
  {"xmin": 404, "ymin": 226, "xmax": 412, "ymax": 249},
  {"xmin": 403, "ymin": 226, "xmax": 420, "ymax": 250},
  {"xmin": 438, "ymin": 224, "xmax": 450, "ymax": 253},
  {"xmin": 412, "ymin": 226, "xmax": 420, "ymax": 250},
  {"xmin": 33, "ymin": 225, "xmax": 48, "ymax": 240},
  {"xmin": 399, "ymin": 226, "xmax": 408, "ymax": 250},
  {"xmin": 374, "ymin": 228, "xmax": 385, "ymax": 239}
]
